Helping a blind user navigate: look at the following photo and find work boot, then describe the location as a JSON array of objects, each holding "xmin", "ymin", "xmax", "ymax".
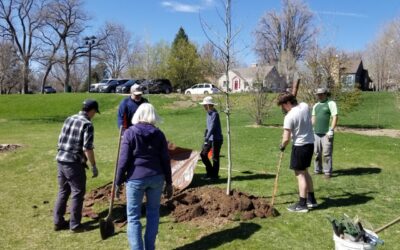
[
  {"xmin": 201, "ymin": 175, "xmax": 211, "ymax": 181},
  {"xmin": 54, "ymin": 220, "xmax": 69, "ymax": 231},
  {"xmin": 70, "ymin": 224, "xmax": 88, "ymax": 233},
  {"xmin": 323, "ymin": 174, "xmax": 331, "ymax": 179}
]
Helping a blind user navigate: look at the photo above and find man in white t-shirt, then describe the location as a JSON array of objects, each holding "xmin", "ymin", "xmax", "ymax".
[{"xmin": 277, "ymin": 92, "xmax": 317, "ymax": 212}]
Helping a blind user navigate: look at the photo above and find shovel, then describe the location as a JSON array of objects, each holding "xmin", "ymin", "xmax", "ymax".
[
  {"xmin": 374, "ymin": 215, "xmax": 400, "ymax": 234},
  {"xmin": 100, "ymin": 127, "xmax": 123, "ymax": 240},
  {"xmin": 266, "ymin": 151, "xmax": 284, "ymax": 217}
]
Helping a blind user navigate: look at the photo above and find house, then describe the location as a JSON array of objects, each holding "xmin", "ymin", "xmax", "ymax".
[
  {"xmin": 339, "ymin": 60, "xmax": 373, "ymax": 91},
  {"xmin": 217, "ymin": 65, "xmax": 286, "ymax": 93}
]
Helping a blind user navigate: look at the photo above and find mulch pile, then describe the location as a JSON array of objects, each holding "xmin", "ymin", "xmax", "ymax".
[
  {"xmin": 83, "ymin": 183, "xmax": 275, "ymax": 225},
  {"xmin": 0, "ymin": 144, "xmax": 21, "ymax": 152}
]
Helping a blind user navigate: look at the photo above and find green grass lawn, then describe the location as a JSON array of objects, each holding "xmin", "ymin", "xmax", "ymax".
[{"xmin": 0, "ymin": 92, "xmax": 399, "ymax": 249}]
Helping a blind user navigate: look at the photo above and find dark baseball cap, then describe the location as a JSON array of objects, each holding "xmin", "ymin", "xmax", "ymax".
[{"xmin": 82, "ymin": 99, "xmax": 100, "ymax": 113}]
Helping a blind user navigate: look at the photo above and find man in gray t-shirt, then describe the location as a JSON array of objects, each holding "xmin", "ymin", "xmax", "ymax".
[{"xmin": 277, "ymin": 92, "xmax": 317, "ymax": 213}]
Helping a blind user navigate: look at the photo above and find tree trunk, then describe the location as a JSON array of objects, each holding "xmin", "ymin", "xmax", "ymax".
[
  {"xmin": 22, "ymin": 60, "xmax": 30, "ymax": 94},
  {"xmin": 41, "ymin": 65, "xmax": 53, "ymax": 94}
]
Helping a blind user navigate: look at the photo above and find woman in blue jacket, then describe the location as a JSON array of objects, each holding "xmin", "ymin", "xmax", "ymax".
[{"xmin": 116, "ymin": 103, "xmax": 173, "ymax": 250}]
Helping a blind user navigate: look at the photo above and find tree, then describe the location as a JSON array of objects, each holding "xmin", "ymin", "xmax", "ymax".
[
  {"xmin": 199, "ymin": 42, "xmax": 224, "ymax": 83},
  {"xmin": 247, "ymin": 67, "xmax": 275, "ymax": 125},
  {"xmin": 37, "ymin": 12, "xmax": 63, "ymax": 93},
  {"xmin": 364, "ymin": 18, "xmax": 400, "ymax": 91},
  {"xmin": 44, "ymin": 0, "xmax": 91, "ymax": 92},
  {"xmin": 0, "ymin": 40, "xmax": 22, "ymax": 94},
  {"xmin": 92, "ymin": 62, "xmax": 108, "ymax": 82},
  {"xmin": 98, "ymin": 22, "xmax": 131, "ymax": 78},
  {"xmin": 0, "ymin": 0, "xmax": 46, "ymax": 94},
  {"xmin": 172, "ymin": 27, "xmax": 188, "ymax": 47},
  {"xmin": 200, "ymin": 0, "xmax": 239, "ymax": 195},
  {"xmin": 126, "ymin": 39, "xmax": 171, "ymax": 80},
  {"xmin": 298, "ymin": 44, "xmax": 361, "ymax": 114},
  {"xmin": 254, "ymin": 0, "xmax": 316, "ymax": 83},
  {"xmin": 167, "ymin": 28, "xmax": 202, "ymax": 90}
]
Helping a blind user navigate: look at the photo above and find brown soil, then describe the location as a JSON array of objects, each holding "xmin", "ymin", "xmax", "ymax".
[
  {"xmin": 0, "ymin": 144, "xmax": 22, "ymax": 152},
  {"xmin": 336, "ymin": 127, "xmax": 400, "ymax": 138},
  {"xmin": 165, "ymin": 186, "xmax": 273, "ymax": 222},
  {"xmin": 83, "ymin": 183, "xmax": 274, "ymax": 225}
]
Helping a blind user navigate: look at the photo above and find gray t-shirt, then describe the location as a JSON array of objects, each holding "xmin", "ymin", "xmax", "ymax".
[{"xmin": 283, "ymin": 102, "xmax": 314, "ymax": 146}]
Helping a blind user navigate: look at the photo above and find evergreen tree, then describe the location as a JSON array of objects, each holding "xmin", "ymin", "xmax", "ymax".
[
  {"xmin": 172, "ymin": 27, "xmax": 189, "ymax": 48},
  {"xmin": 167, "ymin": 28, "xmax": 202, "ymax": 90}
]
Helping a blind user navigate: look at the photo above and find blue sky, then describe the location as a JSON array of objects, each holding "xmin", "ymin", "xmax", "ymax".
[{"xmin": 84, "ymin": 0, "xmax": 400, "ymax": 65}]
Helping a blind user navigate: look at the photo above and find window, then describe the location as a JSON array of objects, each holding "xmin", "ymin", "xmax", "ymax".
[{"xmin": 341, "ymin": 74, "xmax": 355, "ymax": 90}]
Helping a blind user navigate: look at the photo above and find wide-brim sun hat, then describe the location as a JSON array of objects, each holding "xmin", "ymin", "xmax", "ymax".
[{"xmin": 199, "ymin": 96, "xmax": 217, "ymax": 105}]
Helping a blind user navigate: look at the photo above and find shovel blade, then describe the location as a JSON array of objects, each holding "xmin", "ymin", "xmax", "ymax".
[
  {"xmin": 99, "ymin": 218, "xmax": 115, "ymax": 240},
  {"xmin": 266, "ymin": 207, "xmax": 280, "ymax": 217}
]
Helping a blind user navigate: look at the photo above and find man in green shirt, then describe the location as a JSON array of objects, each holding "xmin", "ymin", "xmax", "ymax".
[{"xmin": 312, "ymin": 88, "xmax": 338, "ymax": 178}]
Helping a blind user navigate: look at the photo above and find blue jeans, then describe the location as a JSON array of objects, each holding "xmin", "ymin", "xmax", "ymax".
[{"xmin": 126, "ymin": 174, "xmax": 164, "ymax": 250}]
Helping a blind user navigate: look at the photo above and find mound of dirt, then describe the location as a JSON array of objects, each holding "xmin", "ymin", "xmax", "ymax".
[
  {"xmin": 83, "ymin": 183, "xmax": 274, "ymax": 224},
  {"xmin": 165, "ymin": 186, "xmax": 273, "ymax": 222},
  {"xmin": 0, "ymin": 144, "xmax": 21, "ymax": 152}
]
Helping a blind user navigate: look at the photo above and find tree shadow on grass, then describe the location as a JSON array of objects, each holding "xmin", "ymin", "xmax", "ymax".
[
  {"xmin": 173, "ymin": 222, "xmax": 261, "ymax": 250},
  {"xmin": 333, "ymin": 167, "xmax": 381, "ymax": 177},
  {"xmin": 189, "ymin": 172, "xmax": 274, "ymax": 189},
  {"xmin": 339, "ymin": 124, "xmax": 385, "ymax": 129},
  {"xmin": 317, "ymin": 191, "xmax": 376, "ymax": 210}
]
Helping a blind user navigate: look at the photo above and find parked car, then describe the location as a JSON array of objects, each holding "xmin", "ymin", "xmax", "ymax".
[
  {"xmin": 43, "ymin": 86, "xmax": 57, "ymax": 94},
  {"xmin": 98, "ymin": 79, "xmax": 129, "ymax": 93},
  {"xmin": 90, "ymin": 79, "xmax": 113, "ymax": 93},
  {"xmin": 184, "ymin": 83, "xmax": 220, "ymax": 95},
  {"xmin": 116, "ymin": 79, "xmax": 145, "ymax": 94},
  {"xmin": 142, "ymin": 79, "xmax": 173, "ymax": 94}
]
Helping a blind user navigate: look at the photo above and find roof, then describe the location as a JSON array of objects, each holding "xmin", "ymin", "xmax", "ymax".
[
  {"xmin": 342, "ymin": 60, "xmax": 362, "ymax": 74},
  {"xmin": 231, "ymin": 65, "xmax": 275, "ymax": 81}
]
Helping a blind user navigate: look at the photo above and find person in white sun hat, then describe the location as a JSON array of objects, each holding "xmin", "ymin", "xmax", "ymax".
[{"xmin": 199, "ymin": 96, "xmax": 223, "ymax": 181}]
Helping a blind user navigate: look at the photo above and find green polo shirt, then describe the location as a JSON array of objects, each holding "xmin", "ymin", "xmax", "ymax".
[{"xmin": 312, "ymin": 99, "xmax": 338, "ymax": 134}]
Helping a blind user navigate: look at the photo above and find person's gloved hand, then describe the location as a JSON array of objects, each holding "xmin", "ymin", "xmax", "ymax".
[
  {"xmin": 279, "ymin": 144, "xmax": 286, "ymax": 152},
  {"xmin": 115, "ymin": 185, "xmax": 121, "ymax": 199},
  {"xmin": 91, "ymin": 165, "xmax": 98, "ymax": 178},
  {"xmin": 327, "ymin": 129, "xmax": 334, "ymax": 139},
  {"xmin": 163, "ymin": 184, "xmax": 173, "ymax": 199}
]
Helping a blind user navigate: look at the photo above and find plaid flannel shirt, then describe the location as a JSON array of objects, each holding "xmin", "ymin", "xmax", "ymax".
[{"xmin": 56, "ymin": 111, "xmax": 94, "ymax": 163}]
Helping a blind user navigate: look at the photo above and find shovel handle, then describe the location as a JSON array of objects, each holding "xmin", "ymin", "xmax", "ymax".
[
  {"xmin": 107, "ymin": 127, "xmax": 123, "ymax": 218},
  {"xmin": 374, "ymin": 216, "xmax": 400, "ymax": 234},
  {"xmin": 270, "ymin": 151, "xmax": 284, "ymax": 209}
]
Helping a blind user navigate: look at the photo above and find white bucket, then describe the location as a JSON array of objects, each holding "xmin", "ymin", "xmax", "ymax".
[{"xmin": 333, "ymin": 230, "xmax": 378, "ymax": 250}]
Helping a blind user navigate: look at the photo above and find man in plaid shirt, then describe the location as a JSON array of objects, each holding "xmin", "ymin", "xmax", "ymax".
[{"xmin": 53, "ymin": 99, "xmax": 100, "ymax": 233}]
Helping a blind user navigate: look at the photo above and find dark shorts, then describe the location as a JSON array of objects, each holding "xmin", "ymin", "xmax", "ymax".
[{"xmin": 290, "ymin": 143, "xmax": 314, "ymax": 171}]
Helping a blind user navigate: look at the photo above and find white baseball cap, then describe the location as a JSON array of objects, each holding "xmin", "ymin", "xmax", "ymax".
[
  {"xmin": 130, "ymin": 84, "xmax": 143, "ymax": 95},
  {"xmin": 199, "ymin": 96, "xmax": 217, "ymax": 105},
  {"xmin": 315, "ymin": 87, "xmax": 328, "ymax": 94}
]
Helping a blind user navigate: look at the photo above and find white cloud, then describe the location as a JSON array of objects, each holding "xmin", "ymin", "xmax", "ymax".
[
  {"xmin": 315, "ymin": 10, "xmax": 368, "ymax": 18},
  {"xmin": 161, "ymin": 0, "xmax": 214, "ymax": 13}
]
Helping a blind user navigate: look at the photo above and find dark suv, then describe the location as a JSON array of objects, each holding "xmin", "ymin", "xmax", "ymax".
[
  {"xmin": 142, "ymin": 79, "xmax": 173, "ymax": 94},
  {"xmin": 116, "ymin": 79, "xmax": 145, "ymax": 94},
  {"xmin": 98, "ymin": 79, "xmax": 129, "ymax": 93}
]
